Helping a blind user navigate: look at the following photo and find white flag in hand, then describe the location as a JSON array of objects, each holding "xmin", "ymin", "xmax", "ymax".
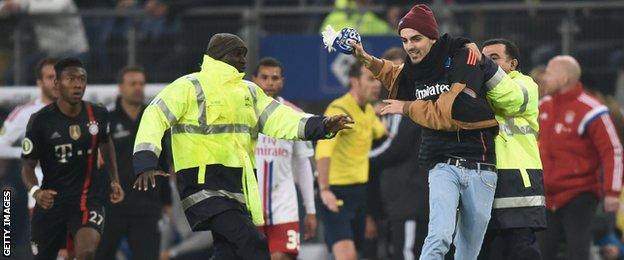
[{"xmin": 321, "ymin": 26, "xmax": 361, "ymax": 55}]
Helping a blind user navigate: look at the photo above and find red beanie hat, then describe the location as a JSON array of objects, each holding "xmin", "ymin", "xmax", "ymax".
[{"xmin": 398, "ymin": 4, "xmax": 439, "ymax": 40}]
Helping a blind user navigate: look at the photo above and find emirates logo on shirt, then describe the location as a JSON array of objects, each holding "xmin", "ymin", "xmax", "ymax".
[
  {"xmin": 255, "ymin": 136, "xmax": 289, "ymax": 157},
  {"xmin": 415, "ymin": 83, "xmax": 451, "ymax": 100},
  {"xmin": 256, "ymin": 146, "xmax": 289, "ymax": 157}
]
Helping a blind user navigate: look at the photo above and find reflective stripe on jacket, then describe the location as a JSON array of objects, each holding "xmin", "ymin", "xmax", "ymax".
[
  {"xmin": 485, "ymin": 68, "xmax": 546, "ymax": 229},
  {"xmin": 133, "ymin": 55, "xmax": 328, "ymax": 225}
]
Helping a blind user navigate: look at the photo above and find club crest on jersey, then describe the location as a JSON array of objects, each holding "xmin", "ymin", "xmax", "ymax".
[
  {"xmin": 69, "ymin": 125, "xmax": 81, "ymax": 140},
  {"xmin": 565, "ymin": 111, "xmax": 575, "ymax": 124},
  {"xmin": 88, "ymin": 121, "xmax": 99, "ymax": 136}
]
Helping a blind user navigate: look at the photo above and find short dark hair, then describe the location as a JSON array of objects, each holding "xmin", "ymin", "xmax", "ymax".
[
  {"xmin": 117, "ymin": 66, "xmax": 145, "ymax": 84},
  {"xmin": 348, "ymin": 61, "xmax": 363, "ymax": 79},
  {"xmin": 54, "ymin": 57, "xmax": 84, "ymax": 78},
  {"xmin": 35, "ymin": 58, "xmax": 57, "ymax": 80},
  {"xmin": 253, "ymin": 57, "xmax": 283, "ymax": 77},
  {"xmin": 382, "ymin": 47, "xmax": 406, "ymax": 61},
  {"xmin": 483, "ymin": 38, "xmax": 521, "ymax": 67}
]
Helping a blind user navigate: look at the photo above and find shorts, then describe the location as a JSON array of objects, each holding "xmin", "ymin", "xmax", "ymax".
[
  {"xmin": 31, "ymin": 202, "xmax": 104, "ymax": 259},
  {"xmin": 257, "ymin": 221, "xmax": 300, "ymax": 255},
  {"xmin": 316, "ymin": 184, "xmax": 367, "ymax": 250}
]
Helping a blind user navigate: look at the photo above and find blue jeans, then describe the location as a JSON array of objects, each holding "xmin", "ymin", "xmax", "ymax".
[{"xmin": 420, "ymin": 163, "xmax": 497, "ymax": 260}]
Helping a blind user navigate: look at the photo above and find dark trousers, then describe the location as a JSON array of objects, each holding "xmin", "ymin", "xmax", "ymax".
[
  {"xmin": 389, "ymin": 219, "xmax": 418, "ymax": 260},
  {"xmin": 206, "ymin": 209, "xmax": 270, "ymax": 260},
  {"xmin": 414, "ymin": 165, "xmax": 430, "ymax": 258},
  {"xmin": 478, "ymin": 227, "xmax": 541, "ymax": 260},
  {"xmin": 95, "ymin": 211, "xmax": 161, "ymax": 260},
  {"xmin": 537, "ymin": 192, "xmax": 598, "ymax": 260}
]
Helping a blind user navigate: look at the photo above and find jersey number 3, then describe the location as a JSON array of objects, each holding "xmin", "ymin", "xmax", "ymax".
[{"xmin": 286, "ymin": 229, "xmax": 300, "ymax": 250}]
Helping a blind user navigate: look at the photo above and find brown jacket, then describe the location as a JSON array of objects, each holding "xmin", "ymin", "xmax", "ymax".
[{"xmin": 369, "ymin": 57, "xmax": 497, "ymax": 131}]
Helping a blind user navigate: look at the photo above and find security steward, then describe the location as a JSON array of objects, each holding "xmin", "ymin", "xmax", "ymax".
[
  {"xmin": 477, "ymin": 39, "xmax": 546, "ymax": 259},
  {"xmin": 132, "ymin": 33, "xmax": 353, "ymax": 260}
]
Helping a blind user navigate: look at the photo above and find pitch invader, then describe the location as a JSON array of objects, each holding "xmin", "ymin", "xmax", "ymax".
[
  {"xmin": 252, "ymin": 58, "xmax": 317, "ymax": 260},
  {"xmin": 20, "ymin": 58, "xmax": 125, "ymax": 260}
]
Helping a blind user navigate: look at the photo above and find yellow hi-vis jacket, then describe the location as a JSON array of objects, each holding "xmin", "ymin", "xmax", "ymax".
[
  {"xmin": 133, "ymin": 55, "xmax": 322, "ymax": 226},
  {"xmin": 319, "ymin": 0, "xmax": 393, "ymax": 36},
  {"xmin": 485, "ymin": 67, "xmax": 546, "ymax": 229}
]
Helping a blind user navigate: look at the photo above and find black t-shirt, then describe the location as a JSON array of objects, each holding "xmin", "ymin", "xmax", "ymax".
[
  {"xmin": 107, "ymin": 99, "xmax": 170, "ymax": 215},
  {"xmin": 22, "ymin": 101, "xmax": 110, "ymax": 205},
  {"xmin": 401, "ymin": 47, "xmax": 497, "ymax": 164}
]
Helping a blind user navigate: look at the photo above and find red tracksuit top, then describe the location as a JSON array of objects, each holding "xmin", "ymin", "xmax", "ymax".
[{"xmin": 539, "ymin": 83, "xmax": 623, "ymax": 210}]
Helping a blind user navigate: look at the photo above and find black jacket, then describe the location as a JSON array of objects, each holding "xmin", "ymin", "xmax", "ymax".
[
  {"xmin": 107, "ymin": 98, "xmax": 171, "ymax": 216},
  {"xmin": 370, "ymin": 115, "xmax": 422, "ymax": 220},
  {"xmin": 374, "ymin": 34, "xmax": 498, "ymax": 165}
]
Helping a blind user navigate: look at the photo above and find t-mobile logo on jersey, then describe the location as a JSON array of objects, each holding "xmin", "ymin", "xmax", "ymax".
[
  {"xmin": 54, "ymin": 144, "xmax": 73, "ymax": 163},
  {"xmin": 415, "ymin": 83, "xmax": 450, "ymax": 100}
]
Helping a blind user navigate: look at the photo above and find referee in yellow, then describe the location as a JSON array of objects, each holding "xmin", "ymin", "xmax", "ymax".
[{"xmin": 316, "ymin": 62, "xmax": 387, "ymax": 260}]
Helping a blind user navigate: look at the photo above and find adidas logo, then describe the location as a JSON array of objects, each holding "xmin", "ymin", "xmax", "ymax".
[{"xmin": 50, "ymin": 132, "xmax": 61, "ymax": 139}]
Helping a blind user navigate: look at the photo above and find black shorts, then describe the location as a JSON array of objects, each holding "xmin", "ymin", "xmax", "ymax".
[
  {"xmin": 31, "ymin": 202, "xmax": 105, "ymax": 259},
  {"xmin": 316, "ymin": 184, "xmax": 367, "ymax": 250}
]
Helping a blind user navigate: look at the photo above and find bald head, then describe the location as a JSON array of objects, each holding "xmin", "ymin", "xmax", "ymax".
[
  {"xmin": 550, "ymin": 55, "xmax": 581, "ymax": 82},
  {"xmin": 542, "ymin": 55, "xmax": 582, "ymax": 95}
]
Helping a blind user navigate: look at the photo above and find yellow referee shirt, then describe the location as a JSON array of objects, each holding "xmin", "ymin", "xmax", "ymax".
[{"xmin": 315, "ymin": 93, "xmax": 386, "ymax": 185}]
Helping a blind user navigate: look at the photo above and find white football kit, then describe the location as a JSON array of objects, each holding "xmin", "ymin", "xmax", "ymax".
[
  {"xmin": 255, "ymin": 97, "xmax": 315, "ymax": 226},
  {"xmin": 0, "ymin": 98, "xmax": 46, "ymax": 209}
]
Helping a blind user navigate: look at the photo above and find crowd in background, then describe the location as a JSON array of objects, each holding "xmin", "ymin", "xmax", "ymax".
[
  {"xmin": 0, "ymin": 0, "xmax": 622, "ymax": 88},
  {"xmin": 2, "ymin": 49, "xmax": 624, "ymax": 260}
]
